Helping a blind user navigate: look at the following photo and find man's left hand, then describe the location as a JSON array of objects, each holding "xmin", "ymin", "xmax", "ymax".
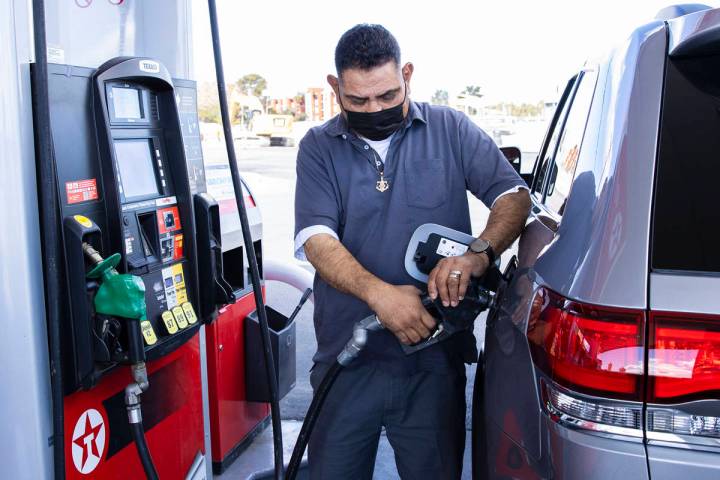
[{"xmin": 427, "ymin": 253, "xmax": 489, "ymax": 307}]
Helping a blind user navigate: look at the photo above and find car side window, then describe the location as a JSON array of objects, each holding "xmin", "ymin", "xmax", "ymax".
[
  {"xmin": 532, "ymin": 76, "xmax": 577, "ymax": 200},
  {"xmin": 544, "ymin": 69, "xmax": 597, "ymax": 214}
]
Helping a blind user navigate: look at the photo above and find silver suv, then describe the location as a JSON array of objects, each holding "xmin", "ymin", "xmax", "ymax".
[{"xmin": 473, "ymin": 5, "xmax": 720, "ymax": 479}]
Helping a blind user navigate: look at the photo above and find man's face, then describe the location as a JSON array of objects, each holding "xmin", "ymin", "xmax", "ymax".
[{"xmin": 327, "ymin": 61, "xmax": 414, "ymax": 118}]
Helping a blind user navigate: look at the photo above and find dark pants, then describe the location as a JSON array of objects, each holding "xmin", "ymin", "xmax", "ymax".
[{"xmin": 308, "ymin": 361, "xmax": 467, "ymax": 479}]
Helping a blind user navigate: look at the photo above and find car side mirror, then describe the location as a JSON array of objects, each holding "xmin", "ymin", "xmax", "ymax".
[{"xmin": 500, "ymin": 146, "xmax": 533, "ymax": 186}]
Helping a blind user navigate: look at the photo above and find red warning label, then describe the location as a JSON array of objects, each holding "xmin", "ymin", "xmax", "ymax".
[
  {"xmin": 157, "ymin": 207, "xmax": 181, "ymax": 234},
  {"xmin": 66, "ymin": 179, "xmax": 98, "ymax": 205},
  {"xmin": 173, "ymin": 234, "xmax": 184, "ymax": 260}
]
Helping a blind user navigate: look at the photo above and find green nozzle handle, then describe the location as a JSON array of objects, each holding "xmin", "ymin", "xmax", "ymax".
[
  {"xmin": 83, "ymin": 243, "xmax": 147, "ymax": 321},
  {"xmin": 84, "ymin": 243, "xmax": 121, "ymax": 279}
]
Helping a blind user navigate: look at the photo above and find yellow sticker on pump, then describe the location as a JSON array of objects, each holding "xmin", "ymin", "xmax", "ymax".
[
  {"xmin": 172, "ymin": 306, "xmax": 189, "ymax": 329},
  {"xmin": 171, "ymin": 264, "xmax": 188, "ymax": 304},
  {"xmin": 161, "ymin": 310, "xmax": 179, "ymax": 334},
  {"xmin": 182, "ymin": 302, "xmax": 198, "ymax": 325},
  {"xmin": 140, "ymin": 320, "xmax": 158, "ymax": 345}
]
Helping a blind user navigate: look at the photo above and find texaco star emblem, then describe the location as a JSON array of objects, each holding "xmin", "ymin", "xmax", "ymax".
[{"xmin": 71, "ymin": 409, "xmax": 106, "ymax": 474}]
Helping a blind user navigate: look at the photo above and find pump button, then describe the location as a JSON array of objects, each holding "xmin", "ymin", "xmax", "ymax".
[
  {"xmin": 182, "ymin": 302, "xmax": 198, "ymax": 325},
  {"xmin": 140, "ymin": 320, "xmax": 158, "ymax": 345},
  {"xmin": 172, "ymin": 306, "xmax": 189, "ymax": 329},
  {"xmin": 161, "ymin": 310, "xmax": 179, "ymax": 334}
]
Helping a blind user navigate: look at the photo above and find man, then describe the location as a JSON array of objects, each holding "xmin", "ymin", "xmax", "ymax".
[{"xmin": 294, "ymin": 24, "xmax": 530, "ymax": 479}]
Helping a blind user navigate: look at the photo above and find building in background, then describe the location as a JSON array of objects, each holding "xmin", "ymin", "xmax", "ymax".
[
  {"xmin": 305, "ymin": 87, "xmax": 339, "ymax": 122},
  {"xmin": 266, "ymin": 95, "xmax": 306, "ymax": 118}
]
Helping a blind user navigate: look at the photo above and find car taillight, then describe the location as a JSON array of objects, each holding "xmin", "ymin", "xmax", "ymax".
[
  {"xmin": 528, "ymin": 288, "xmax": 645, "ymax": 401},
  {"xmin": 648, "ymin": 312, "xmax": 720, "ymax": 402}
]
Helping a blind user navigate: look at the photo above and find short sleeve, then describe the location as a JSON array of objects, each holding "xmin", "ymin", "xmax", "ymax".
[
  {"xmin": 458, "ymin": 114, "xmax": 527, "ymax": 208},
  {"xmin": 294, "ymin": 130, "xmax": 341, "ymax": 238}
]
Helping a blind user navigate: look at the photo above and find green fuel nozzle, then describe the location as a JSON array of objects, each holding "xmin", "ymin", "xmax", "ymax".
[
  {"xmin": 84, "ymin": 243, "xmax": 147, "ymax": 321},
  {"xmin": 84, "ymin": 243, "xmax": 148, "ymax": 363}
]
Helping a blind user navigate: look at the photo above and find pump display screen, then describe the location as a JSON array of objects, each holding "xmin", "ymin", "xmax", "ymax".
[
  {"xmin": 112, "ymin": 87, "xmax": 142, "ymax": 119},
  {"xmin": 114, "ymin": 139, "xmax": 159, "ymax": 199}
]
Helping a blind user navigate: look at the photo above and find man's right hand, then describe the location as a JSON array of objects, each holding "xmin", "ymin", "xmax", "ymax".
[
  {"xmin": 304, "ymin": 235, "xmax": 436, "ymax": 345},
  {"xmin": 369, "ymin": 284, "xmax": 437, "ymax": 345}
]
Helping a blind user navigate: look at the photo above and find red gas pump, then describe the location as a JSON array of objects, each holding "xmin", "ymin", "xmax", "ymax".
[{"xmin": 201, "ymin": 186, "xmax": 272, "ymax": 473}]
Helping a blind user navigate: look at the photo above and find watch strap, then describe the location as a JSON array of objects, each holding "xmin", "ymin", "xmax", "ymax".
[{"xmin": 482, "ymin": 244, "xmax": 496, "ymax": 265}]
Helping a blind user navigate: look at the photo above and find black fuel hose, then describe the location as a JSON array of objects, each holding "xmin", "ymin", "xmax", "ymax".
[
  {"xmin": 31, "ymin": 0, "xmax": 65, "ymax": 477},
  {"xmin": 285, "ymin": 314, "xmax": 383, "ymax": 480},
  {"xmin": 130, "ymin": 422, "xmax": 159, "ymax": 480},
  {"xmin": 285, "ymin": 361, "xmax": 342, "ymax": 480},
  {"xmin": 206, "ymin": 1, "xmax": 284, "ymax": 479}
]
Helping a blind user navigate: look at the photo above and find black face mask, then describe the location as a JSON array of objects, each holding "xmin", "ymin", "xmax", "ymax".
[{"xmin": 341, "ymin": 85, "xmax": 407, "ymax": 141}]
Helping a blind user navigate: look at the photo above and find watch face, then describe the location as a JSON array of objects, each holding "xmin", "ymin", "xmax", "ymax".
[{"xmin": 470, "ymin": 238, "xmax": 489, "ymax": 254}]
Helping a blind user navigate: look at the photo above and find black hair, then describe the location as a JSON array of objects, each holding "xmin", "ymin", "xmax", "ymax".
[{"xmin": 334, "ymin": 24, "xmax": 401, "ymax": 75}]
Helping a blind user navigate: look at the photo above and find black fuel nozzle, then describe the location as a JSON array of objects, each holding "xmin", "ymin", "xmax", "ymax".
[
  {"xmin": 423, "ymin": 281, "xmax": 493, "ymax": 329},
  {"xmin": 403, "ymin": 280, "xmax": 494, "ymax": 355}
]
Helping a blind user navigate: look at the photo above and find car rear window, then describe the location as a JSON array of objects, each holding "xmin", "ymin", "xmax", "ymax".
[{"xmin": 652, "ymin": 54, "xmax": 720, "ymax": 273}]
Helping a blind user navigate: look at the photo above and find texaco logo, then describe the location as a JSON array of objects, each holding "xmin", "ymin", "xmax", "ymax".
[{"xmin": 71, "ymin": 409, "xmax": 106, "ymax": 474}]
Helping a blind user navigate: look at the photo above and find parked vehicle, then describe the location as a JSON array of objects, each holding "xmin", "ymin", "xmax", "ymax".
[
  {"xmin": 474, "ymin": 5, "xmax": 720, "ymax": 479},
  {"xmin": 233, "ymin": 125, "xmax": 271, "ymax": 148},
  {"xmin": 251, "ymin": 113, "xmax": 295, "ymax": 146}
]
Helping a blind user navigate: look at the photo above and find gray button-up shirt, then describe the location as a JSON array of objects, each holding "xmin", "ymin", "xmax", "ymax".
[{"xmin": 294, "ymin": 101, "xmax": 526, "ymax": 372}]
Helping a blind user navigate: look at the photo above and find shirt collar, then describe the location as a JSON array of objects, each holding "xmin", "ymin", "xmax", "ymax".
[{"xmin": 325, "ymin": 101, "xmax": 427, "ymax": 138}]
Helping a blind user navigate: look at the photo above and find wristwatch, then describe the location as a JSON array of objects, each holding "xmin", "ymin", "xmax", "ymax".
[{"xmin": 469, "ymin": 238, "xmax": 496, "ymax": 265}]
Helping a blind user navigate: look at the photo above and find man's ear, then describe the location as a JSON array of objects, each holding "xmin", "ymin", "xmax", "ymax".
[
  {"xmin": 402, "ymin": 62, "xmax": 414, "ymax": 84},
  {"xmin": 327, "ymin": 74, "xmax": 340, "ymax": 98}
]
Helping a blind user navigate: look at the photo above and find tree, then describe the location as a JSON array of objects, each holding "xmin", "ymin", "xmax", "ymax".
[
  {"xmin": 236, "ymin": 73, "xmax": 267, "ymax": 97},
  {"xmin": 197, "ymin": 82, "xmax": 221, "ymax": 123},
  {"xmin": 431, "ymin": 89, "xmax": 449, "ymax": 106},
  {"xmin": 462, "ymin": 85, "xmax": 482, "ymax": 97},
  {"xmin": 291, "ymin": 92, "xmax": 306, "ymax": 120}
]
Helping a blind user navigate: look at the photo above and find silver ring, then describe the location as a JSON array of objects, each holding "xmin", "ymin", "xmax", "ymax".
[{"xmin": 449, "ymin": 270, "xmax": 462, "ymax": 279}]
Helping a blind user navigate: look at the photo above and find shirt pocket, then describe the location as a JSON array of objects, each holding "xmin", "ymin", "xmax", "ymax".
[
  {"xmin": 346, "ymin": 174, "xmax": 382, "ymax": 222},
  {"xmin": 404, "ymin": 158, "xmax": 448, "ymax": 209}
]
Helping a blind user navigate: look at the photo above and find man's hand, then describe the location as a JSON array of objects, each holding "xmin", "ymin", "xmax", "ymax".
[
  {"xmin": 427, "ymin": 253, "xmax": 489, "ymax": 308},
  {"xmin": 428, "ymin": 189, "xmax": 531, "ymax": 308},
  {"xmin": 369, "ymin": 285, "xmax": 437, "ymax": 345},
  {"xmin": 304, "ymin": 234, "xmax": 436, "ymax": 345}
]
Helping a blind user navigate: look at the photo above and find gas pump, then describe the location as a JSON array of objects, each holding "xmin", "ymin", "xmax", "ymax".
[
  {"xmin": 28, "ymin": 1, "xmax": 221, "ymax": 477},
  {"xmin": 34, "ymin": 54, "xmax": 211, "ymax": 477}
]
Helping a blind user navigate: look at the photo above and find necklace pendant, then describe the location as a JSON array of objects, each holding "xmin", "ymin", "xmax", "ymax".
[{"xmin": 376, "ymin": 176, "xmax": 390, "ymax": 193}]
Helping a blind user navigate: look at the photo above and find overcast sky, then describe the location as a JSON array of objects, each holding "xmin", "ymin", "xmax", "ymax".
[{"xmin": 191, "ymin": 0, "xmax": 719, "ymax": 103}]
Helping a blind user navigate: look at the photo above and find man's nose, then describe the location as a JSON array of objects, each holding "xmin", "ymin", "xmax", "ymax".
[{"xmin": 364, "ymin": 100, "xmax": 384, "ymax": 113}]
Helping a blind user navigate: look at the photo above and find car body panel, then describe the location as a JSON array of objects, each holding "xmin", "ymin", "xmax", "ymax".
[
  {"xmin": 480, "ymin": 19, "xmax": 670, "ymax": 480},
  {"xmin": 668, "ymin": 7, "xmax": 720, "ymax": 56},
  {"xmin": 650, "ymin": 272, "xmax": 720, "ymax": 314},
  {"xmin": 647, "ymin": 444, "xmax": 720, "ymax": 480},
  {"xmin": 535, "ymin": 21, "xmax": 666, "ymax": 310}
]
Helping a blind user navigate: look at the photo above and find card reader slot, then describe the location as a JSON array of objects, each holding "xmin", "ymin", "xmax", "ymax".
[{"xmin": 137, "ymin": 212, "xmax": 159, "ymax": 263}]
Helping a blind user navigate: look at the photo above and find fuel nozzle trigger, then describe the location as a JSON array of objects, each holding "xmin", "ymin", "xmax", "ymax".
[{"xmin": 402, "ymin": 281, "xmax": 493, "ymax": 355}]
